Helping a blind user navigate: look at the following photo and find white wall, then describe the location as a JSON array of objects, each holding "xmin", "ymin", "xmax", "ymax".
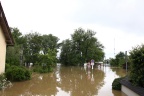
[
  {"xmin": 0, "ymin": 26, "xmax": 6, "ymax": 74},
  {"xmin": 121, "ymin": 85, "xmax": 139, "ymax": 96}
]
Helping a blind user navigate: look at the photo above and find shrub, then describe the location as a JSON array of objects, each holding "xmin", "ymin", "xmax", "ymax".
[
  {"xmin": 5, "ymin": 65, "xmax": 31, "ymax": 81},
  {"xmin": 129, "ymin": 45, "xmax": 144, "ymax": 87},
  {"xmin": 5, "ymin": 64, "xmax": 10, "ymax": 72},
  {"xmin": 33, "ymin": 66, "xmax": 53, "ymax": 73},
  {"xmin": 112, "ymin": 77, "xmax": 124, "ymax": 90},
  {"xmin": 0, "ymin": 74, "xmax": 12, "ymax": 90}
]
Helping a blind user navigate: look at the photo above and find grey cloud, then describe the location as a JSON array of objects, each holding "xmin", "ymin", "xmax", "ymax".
[{"xmin": 70, "ymin": 0, "xmax": 144, "ymax": 35}]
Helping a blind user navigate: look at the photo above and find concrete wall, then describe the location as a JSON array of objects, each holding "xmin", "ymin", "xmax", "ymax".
[
  {"xmin": 121, "ymin": 85, "xmax": 139, "ymax": 96},
  {"xmin": 0, "ymin": 26, "xmax": 6, "ymax": 74}
]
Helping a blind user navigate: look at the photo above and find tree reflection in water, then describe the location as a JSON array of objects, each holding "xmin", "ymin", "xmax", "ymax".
[
  {"xmin": 0, "ymin": 72, "xmax": 58, "ymax": 96},
  {"xmin": 0, "ymin": 65, "xmax": 127, "ymax": 96},
  {"xmin": 110, "ymin": 67, "xmax": 126, "ymax": 77},
  {"xmin": 58, "ymin": 66, "xmax": 105, "ymax": 96}
]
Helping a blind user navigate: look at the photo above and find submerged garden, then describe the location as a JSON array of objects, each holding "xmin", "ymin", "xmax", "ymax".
[
  {"xmin": 0, "ymin": 27, "xmax": 105, "ymax": 89},
  {"xmin": 0, "ymin": 27, "xmax": 144, "ymax": 95}
]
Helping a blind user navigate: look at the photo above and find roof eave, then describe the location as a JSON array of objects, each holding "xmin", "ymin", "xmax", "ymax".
[{"xmin": 0, "ymin": 2, "xmax": 14, "ymax": 46}]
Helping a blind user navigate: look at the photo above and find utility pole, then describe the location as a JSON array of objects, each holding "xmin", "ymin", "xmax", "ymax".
[{"xmin": 125, "ymin": 51, "xmax": 127, "ymax": 74}]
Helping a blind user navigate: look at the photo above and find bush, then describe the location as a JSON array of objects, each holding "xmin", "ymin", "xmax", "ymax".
[
  {"xmin": 0, "ymin": 74, "xmax": 12, "ymax": 89},
  {"xmin": 5, "ymin": 64, "xmax": 10, "ymax": 72},
  {"xmin": 112, "ymin": 77, "xmax": 124, "ymax": 90},
  {"xmin": 33, "ymin": 65, "xmax": 53, "ymax": 73},
  {"xmin": 5, "ymin": 65, "xmax": 31, "ymax": 81},
  {"xmin": 129, "ymin": 45, "xmax": 144, "ymax": 87}
]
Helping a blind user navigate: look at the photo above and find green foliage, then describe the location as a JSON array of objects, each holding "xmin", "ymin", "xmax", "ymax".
[
  {"xmin": 23, "ymin": 32, "xmax": 42, "ymax": 65},
  {"xmin": 6, "ymin": 28, "xmax": 24, "ymax": 66},
  {"xmin": 33, "ymin": 66, "xmax": 53, "ymax": 73},
  {"xmin": 41, "ymin": 34, "xmax": 60, "ymax": 54},
  {"xmin": 6, "ymin": 46, "xmax": 21, "ymax": 66},
  {"xmin": 5, "ymin": 65, "xmax": 31, "ymax": 81},
  {"xmin": 112, "ymin": 77, "xmax": 124, "ymax": 90},
  {"xmin": 116, "ymin": 52, "xmax": 125, "ymax": 67},
  {"xmin": 33, "ymin": 49, "xmax": 56, "ymax": 73},
  {"xmin": 0, "ymin": 74, "xmax": 12, "ymax": 90},
  {"xmin": 10, "ymin": 27, "xmax": 25, "ymax": 45},
  {"xmin": 129, "ymin": 45, "xmax": 144, "ymax": 87},
  {"xmin": 109, "ymin": 58, "xmax": 116, "ymax": 66},
  {"xmin": 60, "ymin": 28, "xmax": 104, "ymax": 66},
  {"xmin": 23, "ymin": 32, "xmax": 60, "ymax": 66},
  {"xmin": 5, "ymin": 64, "xmax": 10, "ymax": 72},
  {"xmin": 110, "ymin": 51, "xmax": 125, "ymax": 67},
  {"xmin": 39, "ymin": 49, "xmax": 57, "ymax": 65},
  {"xmin": 60, "ymin": 39, "xmax": 73, "ymax": 66},
  {"xmin": 7, "ymin": 27, "xmax": 59, "ymax": 70}
]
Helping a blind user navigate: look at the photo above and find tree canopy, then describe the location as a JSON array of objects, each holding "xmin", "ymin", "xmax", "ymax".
[
  {"xmin": 6, "ymin": 27, "xmax": 105, "ymax": 68},
  {"xmin": 60, "ymin": 28, "xmax": 104, "ymax": 66},
  {"xmin": 129, "ymin": 45, "xmax": 144, "ymax": 87},
  {"xmin": 6, "ymin": 28, "xmax": 60, "ymax": 70},
  {"xmin": 109, "ymin": 51, "xmax": 125, "ymax": 67}
]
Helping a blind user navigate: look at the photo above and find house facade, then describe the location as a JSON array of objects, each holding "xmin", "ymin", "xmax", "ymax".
[{"xmin": 0, "ymin": 2, "xmax": 14, "ymax": 74}]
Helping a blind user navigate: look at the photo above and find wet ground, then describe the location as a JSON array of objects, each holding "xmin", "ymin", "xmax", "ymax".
[{"xmin": 0, "ymin": 65, "xmax": 127, "ymax": 96}]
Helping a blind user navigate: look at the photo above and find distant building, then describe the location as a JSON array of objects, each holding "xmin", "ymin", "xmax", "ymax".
[
  {"xmin": 0, "ymin": 2, "xmax": 14, "ymax": 74},
  {"xmin": 95, "ymin": 62, "xmax": 103, "ymax": 64}
]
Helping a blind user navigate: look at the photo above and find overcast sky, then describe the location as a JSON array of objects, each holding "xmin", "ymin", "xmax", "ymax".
[{"xmin": 1, "ymin": 0, "xmax": 144, "ymax": 59}]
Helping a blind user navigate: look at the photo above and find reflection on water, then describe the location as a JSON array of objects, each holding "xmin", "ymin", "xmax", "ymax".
[
  {"xmin": 0, "ymin": 65, "xmax": 127, "ymax": 96},
  {"xmin": 58, "ymin": 66, "xmax": 105, "ymax": 96}
]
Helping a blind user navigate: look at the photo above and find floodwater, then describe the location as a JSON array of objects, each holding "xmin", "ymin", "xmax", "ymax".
[{"xmin": 0, "ymin": 65, "xmax": 127, "ymax": 96}]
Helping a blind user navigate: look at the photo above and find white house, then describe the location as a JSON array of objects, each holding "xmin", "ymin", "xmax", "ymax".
[{"xmin": 0, "ymin": 2, "xmax": 14, "ymax": 74}]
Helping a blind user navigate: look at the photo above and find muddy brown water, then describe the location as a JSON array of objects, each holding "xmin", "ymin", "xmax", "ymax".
[{"xmin": 0, "ymin": 65, "xmax": 127, "ymax": 96}]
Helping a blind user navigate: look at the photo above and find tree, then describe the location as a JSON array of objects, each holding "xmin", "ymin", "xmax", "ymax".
[
  {"xmin": 23, "ymin": 32, "xmax": 42, "ymax": 65},
  {"xmin": 115, "ymin": 52, "xmax": 125, "ymax": 67},
  {"xmin": 60, "ymin": 28, "xmax": 104, "ymax": 66},
  {"xmin": 10, "ymin": 27, "xmax": 24, "ymax": 45},
  {"xmin": 109, "ymin": 51, "xmax": 125, "ymax": 67},
  {"xmin": 6, "ymin": 27, "xmax": 60, "ymax": 74},
  {"xmin": 6, "ymin": 28, "xmax": 32, "ymax": 81},
  {"xmin": 129, "ymin": 45, "xmax": 144, "ymax": 87},
  {"xmin": 34, "ymin": 48, "xmax": 57, "ymax": 73},
  {"xmin": 60, "ymin": 39, "xmax": 74, "ymax": 66},
  {"xmin": 41, "ymin": 34, "xmax": 60, "ymax": 54},
  {"xmin": 6, "ymin": 28, "xmax": 24, "ymax": 66},
  {"xmin": 109, "ymin": 58, "xmax": 116, "ymax": 66}
]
